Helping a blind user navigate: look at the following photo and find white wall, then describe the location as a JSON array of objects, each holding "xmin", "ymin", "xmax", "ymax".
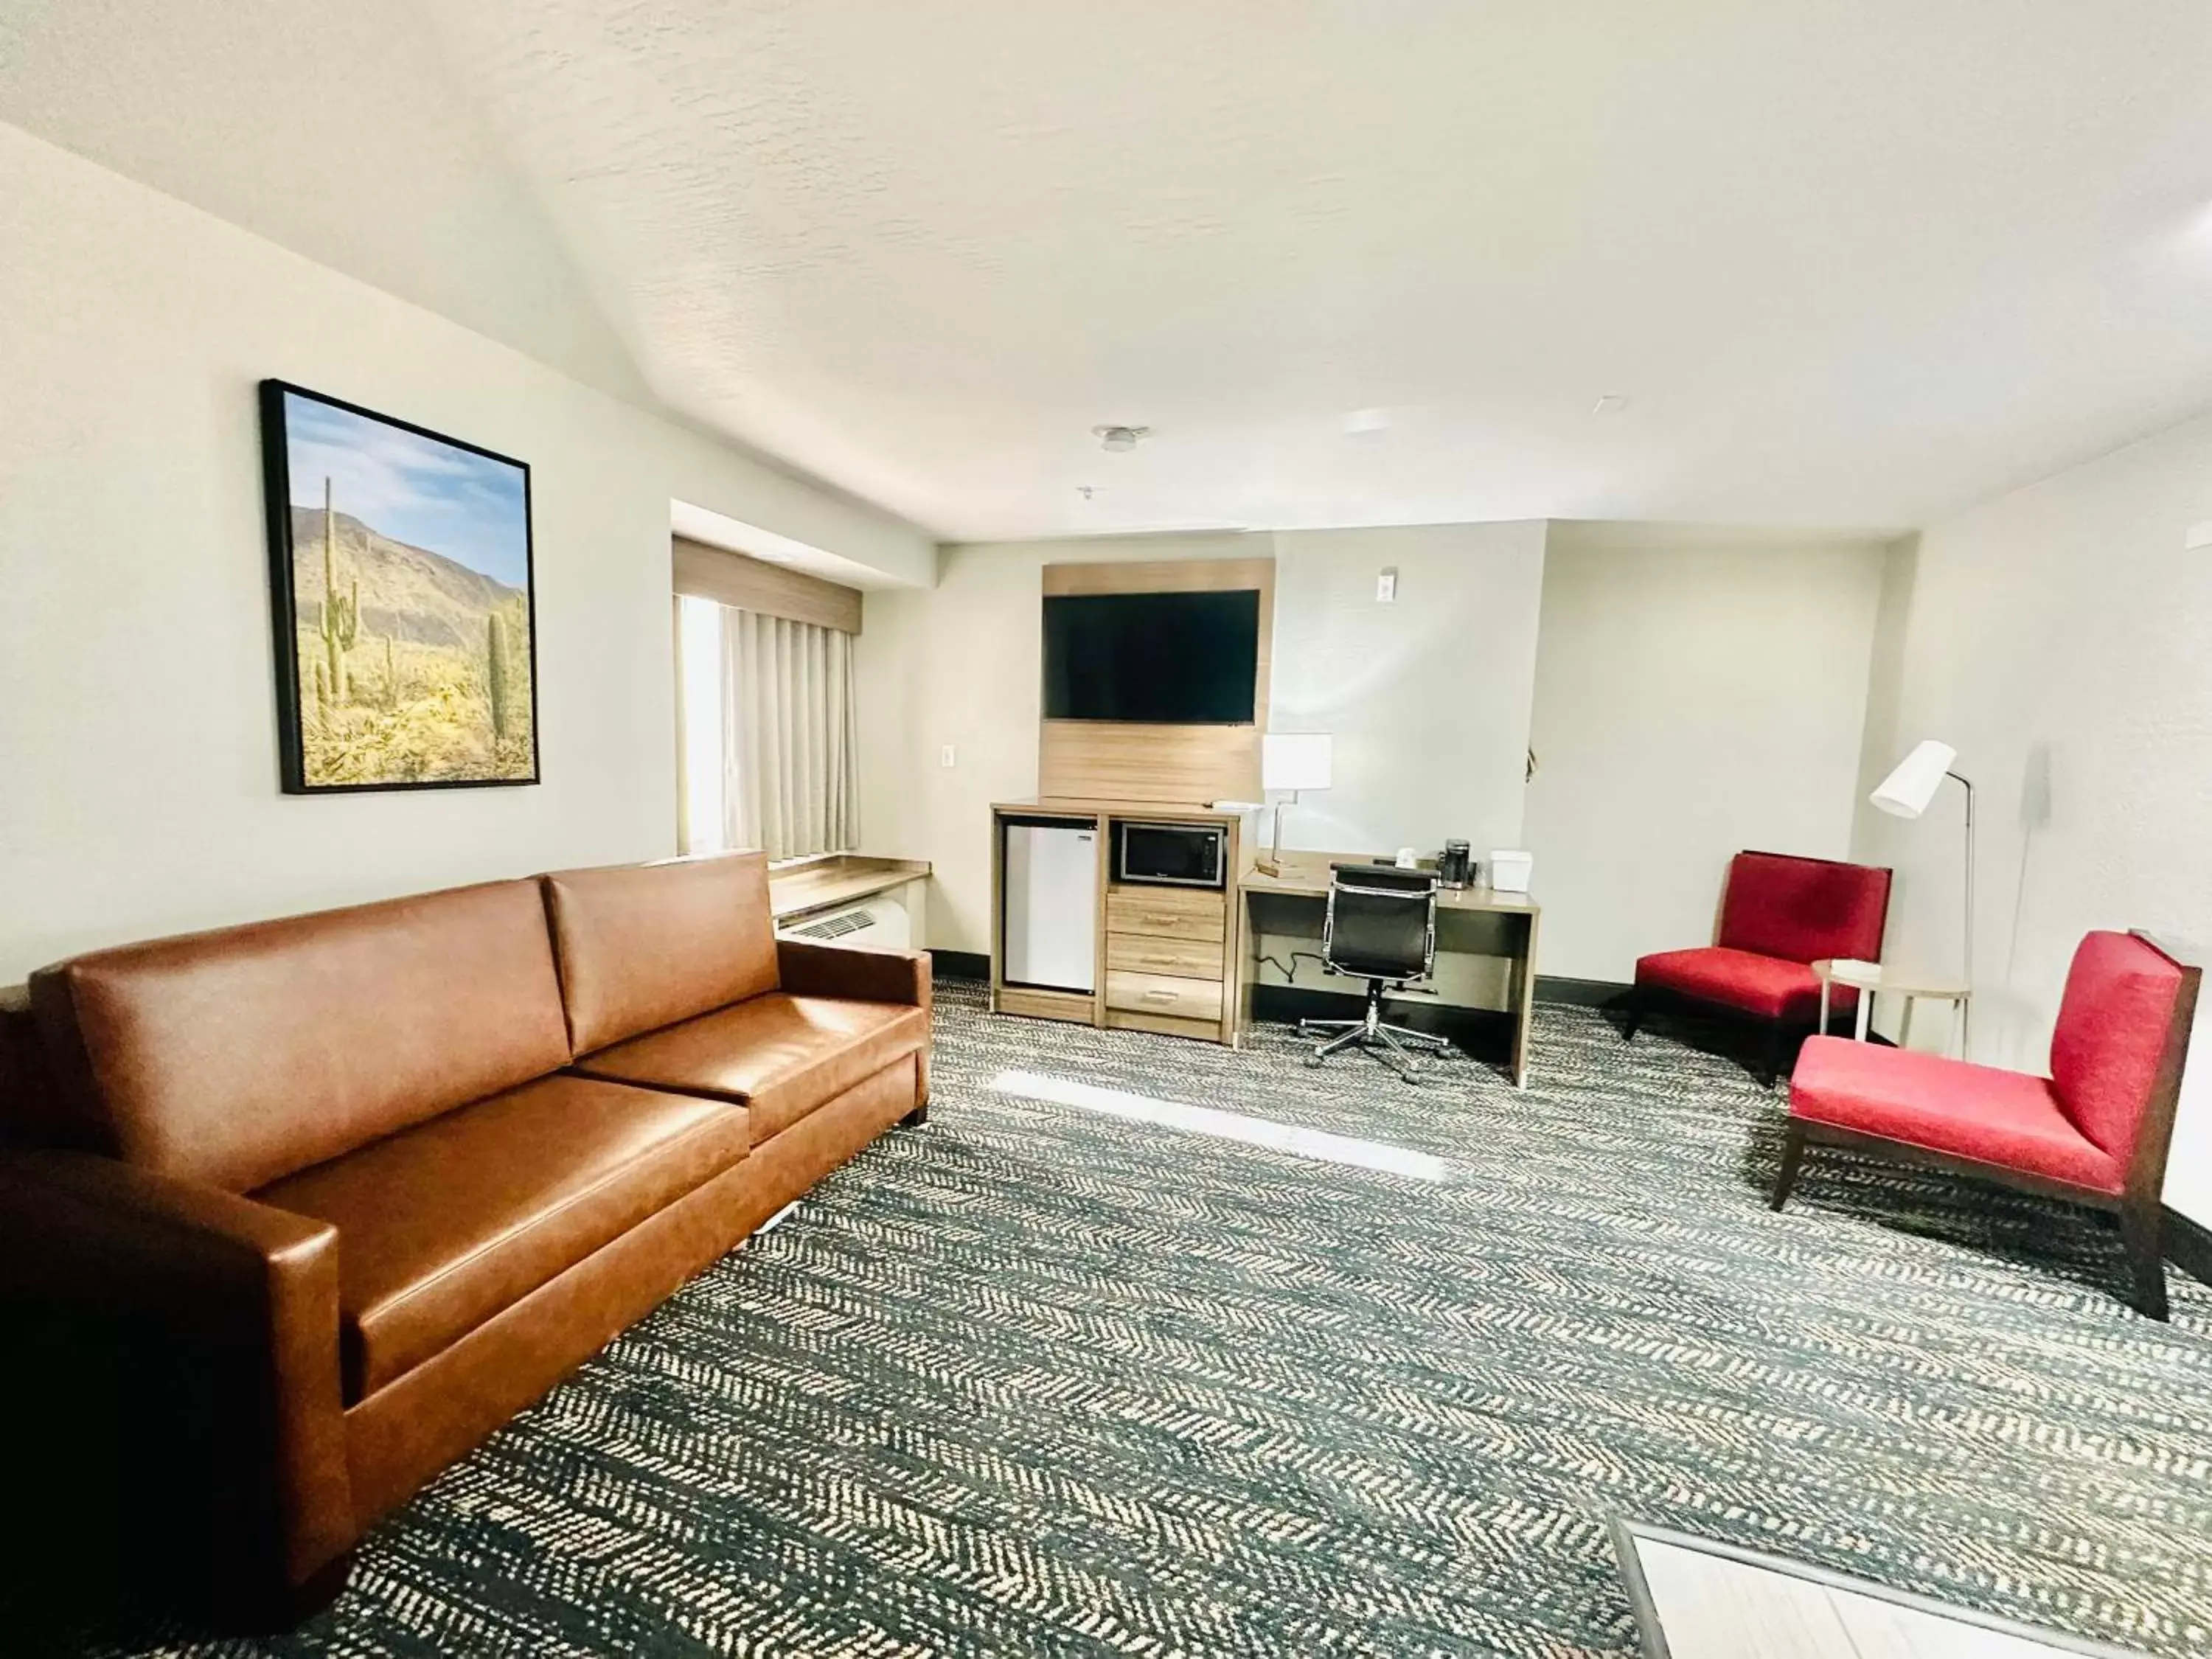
[
  {"xmin": 858, "ymin": 523, "xmax": 1548, "ymax": 956},
  {"xmin": 1849, "ymin": 413, "xmax": 2212, "ymax": 1225},
  {"xmin": 0, "ymin": 122, "xmax": 932, "ymax": 981},
  {"xmin": 1523, "ymin": 524, "xmax": 1892, "ymax": 982}
]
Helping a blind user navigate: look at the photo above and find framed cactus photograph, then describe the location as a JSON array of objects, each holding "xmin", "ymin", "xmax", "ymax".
[{"xmin": 259, "ymin": 381, "xmax": 539, "ymax": 792}]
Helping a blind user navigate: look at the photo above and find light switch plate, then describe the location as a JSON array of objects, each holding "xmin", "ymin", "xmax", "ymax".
[
  {"xmin": 940, "ymin": 745, "xmax": 956, "ymax": 768},
  {"xmin": 1377, "ymin": 566, "xmax": 1398, "ymax": 603}
]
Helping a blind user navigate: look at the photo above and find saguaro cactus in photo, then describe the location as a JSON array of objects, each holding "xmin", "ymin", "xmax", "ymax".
[
  {"xmin": 487, "ymin": 612, "xmax": 512, "ymax": 739},
  {"xmin": 319, "ymin": 477, "xmax": 360, "ymax": 704},
  {"xmin": 383, "ymin": 635, "xmax": 398, "ymax": 710}
]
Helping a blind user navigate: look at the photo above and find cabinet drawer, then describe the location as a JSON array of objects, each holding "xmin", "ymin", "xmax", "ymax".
[
  {"xmin": 1106, "ymin": 970, "xmax": 1224, "ymax": 1023},
  {"xmin": 1106, "ymin": 890, "xmax": 1226, "ymax": 943},
  {"xmin": 1107, "ymin": 933, "xmax": 1225, "ymax": 980}
]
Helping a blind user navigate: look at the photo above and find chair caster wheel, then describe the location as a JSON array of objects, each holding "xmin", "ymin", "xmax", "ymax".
[{"xmin": 1304, "ymin": 1054, "xmax": 1324, "ymax": 1068}]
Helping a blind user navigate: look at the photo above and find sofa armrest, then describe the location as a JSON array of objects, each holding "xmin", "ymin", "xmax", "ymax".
[
  {"xmin": 777, "ymin": 939, "xmax": 931, "ymax": 1009},
  {"xmin": 777, "ymin": 941, "xmax": 932, "ymax": 1108},
  {"xmin": 0, "ymin": 1149, "xmax": 355, "ymax": 1593}
]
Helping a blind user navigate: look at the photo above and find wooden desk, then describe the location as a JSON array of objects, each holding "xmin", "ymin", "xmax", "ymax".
[
  {"xmin": 768, "ymin": 854, "xmax": 931, "ymax": 925},
  {"xmin": 1237, "ymin": 851, "xmax": 1541, "ymax": 1087}
]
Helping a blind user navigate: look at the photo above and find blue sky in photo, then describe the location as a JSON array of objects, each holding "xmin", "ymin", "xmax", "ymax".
[{"xmin": 285, "ymin": 392, "xmax": 530, "ymax": 588}]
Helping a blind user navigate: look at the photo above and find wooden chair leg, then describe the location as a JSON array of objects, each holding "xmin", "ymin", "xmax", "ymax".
[
  {"xmin": 1759, "ymin": 1025, "xmax": 1792, "ymax": 1090},
  {"xmin": 1619, "ymin": 992, "xmax": 1644, "ymax": 1043},
  {"xmin": 2118, "ymin": 1200, "xmax": 2168, "ymax": 1321},
  {"xmin": 1770, "ymin": 1121, "xmax": 1806, "ymax": 1211}
]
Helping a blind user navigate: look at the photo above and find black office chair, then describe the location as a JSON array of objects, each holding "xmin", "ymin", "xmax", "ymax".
[{"xmin": 1300, "ymin": 863, "xmax": 1452, "ymax": 1079}]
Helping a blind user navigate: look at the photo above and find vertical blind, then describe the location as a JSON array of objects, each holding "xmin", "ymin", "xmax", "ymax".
[{"xmin": 721, "ymin": 607, "xmax": 858, "ymax": 860}]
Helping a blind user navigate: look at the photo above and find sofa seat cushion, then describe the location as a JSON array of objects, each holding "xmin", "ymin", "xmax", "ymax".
[
  {"xmin": 257, "ymin": 1074, "xmax": 748, "ymax": 1402},
  {"xmin": 1635, "ymin": 946, "xmax": 1855, "ymax": 1024},
  {"xmin": 573, "ymin": 992, "xmax": 928, "ymax": 1145},
  {"xmin": 1789, "ymin": 1036, "xmax": 2121, "ymax": 1195}
]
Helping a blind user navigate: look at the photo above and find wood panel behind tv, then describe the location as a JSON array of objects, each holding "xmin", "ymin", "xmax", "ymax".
[{"xmin": 1037, "ymin": 556, "xmax": 1275, "ymax": 803}]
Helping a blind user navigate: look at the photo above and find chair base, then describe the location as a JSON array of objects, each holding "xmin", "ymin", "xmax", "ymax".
[
  {"xmin": 1301, "ymin": 981, "xmax": 1452, "ymax": 1080},
  {"xmin": 1771, "ymin": 1117, "xmax": 2170, "ymax": 1321},
  {"xmin": 1618, "ymin": 984, "xmax": 1846, "ymax": 1089}
]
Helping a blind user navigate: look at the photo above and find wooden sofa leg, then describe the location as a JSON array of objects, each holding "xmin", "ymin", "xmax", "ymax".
[
  {"xmin": 2118, "ymin": 1201, "xmax": 2168, "ymax": 1321},
  {"xmin": 900, "ymin": 1103, "xmax": 930, "ymax": 1127},
  {"xmin": 1618, "ymin": 993, "xmax": 1644, "ymax": 1043},
  {"xmin": 1770, "ymin": 1122, "xmax": 1806, "ymax": 1211}
]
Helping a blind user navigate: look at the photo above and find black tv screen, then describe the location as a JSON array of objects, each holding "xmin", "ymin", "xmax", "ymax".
[{"xmin": 1043, "ymin": 590, "xmax": 1261, "ymax": 723}]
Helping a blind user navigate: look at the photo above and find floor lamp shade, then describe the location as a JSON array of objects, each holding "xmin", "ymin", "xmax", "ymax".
[{"xmin": 1870, "ymin": 740, "xmax": 1958, "ymax": 819}]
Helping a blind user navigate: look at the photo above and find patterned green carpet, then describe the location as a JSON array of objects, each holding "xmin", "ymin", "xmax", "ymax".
[{"xmin": 79, "ymin": 983, "xmax": 2212, "ymax": 1656}]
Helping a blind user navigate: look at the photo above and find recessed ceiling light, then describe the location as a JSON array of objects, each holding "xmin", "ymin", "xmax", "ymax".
[
  {"xmin": 1343, "ymin": 408, "xmax": 1391, "ymax": 435},
  {"xmin": 1093, "ymin": 425, "xmax": 1150, "ymax": 453}
]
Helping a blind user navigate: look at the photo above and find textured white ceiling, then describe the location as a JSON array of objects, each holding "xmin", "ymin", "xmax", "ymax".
[
  {"xmin": 414, "ymin": 1, "xmax": 2212, "ymax": 540},
  {"xmin": 13, "ymin": 1, "xmax": 2212, "ymax": 544},
  {"xmin": 0, "ymin": 0, "xmax": 651, "ymax": 406}
]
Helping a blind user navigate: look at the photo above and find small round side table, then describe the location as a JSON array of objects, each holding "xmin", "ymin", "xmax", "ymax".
[{"xmin": 1815, "ymin": 959, "xmax": 1972, "ymax": 1057}]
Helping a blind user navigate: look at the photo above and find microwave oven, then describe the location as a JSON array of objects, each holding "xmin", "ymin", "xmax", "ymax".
[{"xmin": 1115, "ymin": 821, "xmax": 1228, "ymax": 889}]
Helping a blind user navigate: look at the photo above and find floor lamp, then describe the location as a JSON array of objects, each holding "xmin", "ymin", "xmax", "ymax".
[{"xmin": 1868, "ymin": 738, "xmax": 1975, "ymax": 1048}]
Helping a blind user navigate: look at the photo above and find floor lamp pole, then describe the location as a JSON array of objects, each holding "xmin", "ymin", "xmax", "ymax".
[{"xmin": 1949, "ymin": 769, "xmax": 1974, "ymax": 1054}]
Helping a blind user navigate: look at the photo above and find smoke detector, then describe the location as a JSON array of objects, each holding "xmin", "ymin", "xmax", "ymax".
[{"xmin": 1093, "ymin": 425, "xmax": 1150, "ymax": 453}]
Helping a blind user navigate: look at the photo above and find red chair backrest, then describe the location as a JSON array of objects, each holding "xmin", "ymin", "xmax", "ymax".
[
  {"xmin": 2050, "ymin": 931, "xmax": 2194, "ymax": 1168},
  {"xmin": 1716, "ymin": 851, "xmax": 1891, "ymax": 967}
]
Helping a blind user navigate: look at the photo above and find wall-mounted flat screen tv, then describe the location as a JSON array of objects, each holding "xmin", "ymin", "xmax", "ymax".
[{"xmin": 1043, "ymin": 589, "xmax": 1261, "ymax": 723}]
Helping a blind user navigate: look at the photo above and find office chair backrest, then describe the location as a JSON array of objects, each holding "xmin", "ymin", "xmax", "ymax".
[{"xmin": 1323, "ymin": 863, "xmax": 1437, "ymax": 983}]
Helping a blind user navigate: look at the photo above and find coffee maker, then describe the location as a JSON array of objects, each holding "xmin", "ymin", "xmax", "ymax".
[{"xmin": 1436, "ymin": 840, "xmax": 1473, "ymax": 888}]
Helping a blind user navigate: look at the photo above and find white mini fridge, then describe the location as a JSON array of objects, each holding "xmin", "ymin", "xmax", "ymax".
[{"xmin": 1002, "ymin": 820, "xmax": 1097, "ymax": 992}]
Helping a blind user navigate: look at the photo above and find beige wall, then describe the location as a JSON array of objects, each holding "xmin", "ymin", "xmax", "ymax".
[
  {"xmin": 1523, "ymin": 524, "xmax": 1893, "ymax": 982},
  {"xmin": 858, "ymin": 523, "xmax": 1548, "ymax": 956},
  {"xmin": 0, "ymin": 122, "xmax": 931, "ymax": 980},
  {"xmin": 1848, "ymin": 412, "xmax": 2212, "ymax": 1226}
]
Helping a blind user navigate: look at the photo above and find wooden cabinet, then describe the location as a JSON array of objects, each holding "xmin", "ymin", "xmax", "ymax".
[{"xmin": 990, "ymin": 799, "xmax": 1245, "ymax": 1046}]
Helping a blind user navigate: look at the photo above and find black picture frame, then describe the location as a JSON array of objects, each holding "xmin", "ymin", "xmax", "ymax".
[{"xmin": 259, "ymin": 380, "xmax": 540, "ymax": 793}]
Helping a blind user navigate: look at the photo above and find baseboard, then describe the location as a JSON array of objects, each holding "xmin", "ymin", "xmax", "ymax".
[
  {"xmin": 2166, "ymin": 1205, "xmax": 2212, "ymax": 1288},
  {"xmin": 930, "ymin": 949, "xmax": 990, "ymax": 983},
  {"xmin": 1534, "ymin": 975, "xmax": 1630, "ymax": 1008}
]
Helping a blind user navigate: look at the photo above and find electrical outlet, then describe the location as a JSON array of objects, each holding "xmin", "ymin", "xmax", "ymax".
[
  {"xmin": 1376, "ymin": 566, "xmax": 1398, "ymax": 603},
  {"xmin": 940, "ymin": 745, "xmax": 956, "ymax": 768}
]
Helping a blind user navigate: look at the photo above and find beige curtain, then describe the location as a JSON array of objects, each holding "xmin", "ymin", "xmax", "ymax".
[{"xmin": 723, "ymin": 607, "xmax": 858, "ymax": 859}]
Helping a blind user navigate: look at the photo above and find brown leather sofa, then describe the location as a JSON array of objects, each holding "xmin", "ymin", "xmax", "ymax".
[{"xmin": 0, "ymin": 850, "xmax": 928, "ymax": 1621}]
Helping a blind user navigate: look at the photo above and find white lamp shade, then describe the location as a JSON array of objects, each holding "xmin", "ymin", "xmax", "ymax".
[
  {"xmin": 1262, "ymin": 732, "xmax": 1333, "ymax": 792},
  {"xmin": 1870, "ymin": 739, "xmax": 1958, "ymax": 819}
]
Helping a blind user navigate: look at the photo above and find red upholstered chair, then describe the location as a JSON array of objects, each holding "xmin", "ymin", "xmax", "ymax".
[
  {"xmin": 1775, "ymin": 931, "xmax": 2201, "ymax": 1318},
  {"xmin": 1623, "ymin": 851, "xmax": 1893, "ymax": 1086}
]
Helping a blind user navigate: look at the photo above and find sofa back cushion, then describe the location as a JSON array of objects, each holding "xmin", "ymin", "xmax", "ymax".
[
  {"xmin": 1716, "ymin": 851, "xmax": 1891, "ymax": 967},
  {"xmin": 2050, "ymin": 931, "xmax": 2192, "ymax": 1165},
  {"xmin": 543, "ymin": 852, "xmax": 779, "ymax": 1054},
  {"xmin": 29, "ymin": 880, "xmax": 572, "ymax": 1192}
]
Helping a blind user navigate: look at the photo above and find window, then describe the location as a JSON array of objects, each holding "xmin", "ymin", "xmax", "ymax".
[{"xmin": 675, "ymin": 594, "xmax": 858, "ymax": 860}]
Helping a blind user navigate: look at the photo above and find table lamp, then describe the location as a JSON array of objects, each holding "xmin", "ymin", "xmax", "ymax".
[
  {"xmin": 1259, "ymin": 733, "xmax": 1332, "ymax": 877},
  {"xmin": 1869, "ymin": 737, "xmax": 1975, "ymax": 1047}
]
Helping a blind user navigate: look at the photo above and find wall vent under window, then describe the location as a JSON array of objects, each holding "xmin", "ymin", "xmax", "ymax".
[{"xmin": 775, "ymin": 898, "xmax": 911, "ymax": 950}]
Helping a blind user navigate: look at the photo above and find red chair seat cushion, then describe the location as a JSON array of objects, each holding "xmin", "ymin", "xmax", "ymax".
[
  {"xmin": 1789, "ymin": 1036, "xmax": 2122, "ymax": 1194},
  {"xmin": 1635, "ymin": 947, "xmax": 1855, "ymax": 1025}
]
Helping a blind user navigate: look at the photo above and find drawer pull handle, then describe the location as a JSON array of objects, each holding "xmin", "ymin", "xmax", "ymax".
[{"xmin": 1142, "ymin": 989, "xmax": 1178, "ymax": 1004}]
